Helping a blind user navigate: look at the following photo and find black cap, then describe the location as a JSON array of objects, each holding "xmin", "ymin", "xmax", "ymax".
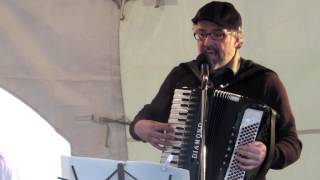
[{"xmin": 192, "ymin": 1, "xmax": 242, "ymax": 31}]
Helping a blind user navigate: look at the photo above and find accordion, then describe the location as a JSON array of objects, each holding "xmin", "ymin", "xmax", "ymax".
[{"xmin": 160, "ymin": 87, "xmax": 277, "ymax": 180}]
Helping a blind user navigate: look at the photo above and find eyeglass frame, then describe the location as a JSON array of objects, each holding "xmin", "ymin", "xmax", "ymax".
[{"xmin": 193, "ymin": 30, "xmax": 235, "ymax": 41}]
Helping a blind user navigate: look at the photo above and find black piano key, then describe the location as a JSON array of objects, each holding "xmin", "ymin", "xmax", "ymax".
[
  {"xmin": 171, "ymin": 161, "xmax": 178, "ymax": 164},
  {"xmin": 175, "ymin": 132, "xmax": 183, "ymax": 136}
]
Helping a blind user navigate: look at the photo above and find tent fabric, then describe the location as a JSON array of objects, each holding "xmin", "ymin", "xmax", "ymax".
[
  {"xmin": 0, "ymin": 153, "xmax": 19, "ymax": 180},
  {"xmin": 0, "ymin": 0, "xmax": 127, "ymax": 160}
]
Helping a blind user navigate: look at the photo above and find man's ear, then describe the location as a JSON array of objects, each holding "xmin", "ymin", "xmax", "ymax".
[{"xmin": 234, "ymin": 32, "xmax": 244, "ymax": 49}]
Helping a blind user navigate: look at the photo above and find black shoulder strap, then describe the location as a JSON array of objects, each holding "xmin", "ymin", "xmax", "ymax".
[
  {"xmin": 183, "ymin": 61, "xmax": 216, "ymax": 89},
  {"xmin": 226, "ymin": 67, "xmax": 274, "ymax": 88},
  {"xmin": 183, "ymin": 61, "xmax": 202, "ymax": 81}
]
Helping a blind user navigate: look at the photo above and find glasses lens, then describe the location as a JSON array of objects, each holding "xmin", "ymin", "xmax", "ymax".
[
  {"xmin": 211, "ymin": 31, "xmax": 225, "ymax": 40},
  {"xmin": 194, "ymin": 32, "xmax": 204, "ymax": 40}
]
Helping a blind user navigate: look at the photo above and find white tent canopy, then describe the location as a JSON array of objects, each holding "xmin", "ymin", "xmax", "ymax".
[
  {"xmin": 0, "ymin": 0, "xmax": 127, "ymax": 161},
  {"xmin": 0, "ymin": 87, "xmax": 70, "ymax": 179}
]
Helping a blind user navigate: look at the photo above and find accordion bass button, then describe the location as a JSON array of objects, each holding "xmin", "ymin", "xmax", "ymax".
[{"xmin": 227, "ymin": 147, "xmax": 232, "ymax": 152}]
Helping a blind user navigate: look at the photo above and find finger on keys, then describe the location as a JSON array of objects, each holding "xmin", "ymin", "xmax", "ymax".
[
  {"xmin": 153, "ymin": 122, "xmax": 174, "ymax": 133},
  {"xmin": 151, "ymin": 131, "xmax": 174, "ymax": 145}
]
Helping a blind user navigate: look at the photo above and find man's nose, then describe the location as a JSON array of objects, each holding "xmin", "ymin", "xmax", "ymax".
[{"xmin": 203, "ymin": 35, "xmax": 216, "ymax": 45}]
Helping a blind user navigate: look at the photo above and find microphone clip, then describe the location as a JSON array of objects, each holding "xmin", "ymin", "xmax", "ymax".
[{"xmin": 201, "ymin": 63, "xmax": 210, "ymax": 90}]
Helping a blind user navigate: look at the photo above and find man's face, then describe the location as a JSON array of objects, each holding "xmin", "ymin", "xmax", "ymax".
[{"xmin": 193, "ymin": 20, "xmax": 240, "ymax": 68}]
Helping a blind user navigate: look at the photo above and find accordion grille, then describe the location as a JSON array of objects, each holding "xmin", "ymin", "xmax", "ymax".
[{"xmin": 224, "ymin": 108, "xmax": 263, "ymax": 180}]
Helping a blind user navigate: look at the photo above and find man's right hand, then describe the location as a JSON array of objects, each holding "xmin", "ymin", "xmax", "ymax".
[{"xmin": 134, "ymin": 120, "xmax": 175, "ymax": 150}]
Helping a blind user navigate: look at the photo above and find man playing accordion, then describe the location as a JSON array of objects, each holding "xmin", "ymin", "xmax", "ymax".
[{"xmin": 129, "ymin": 1, "xmax": 302, "ymax": 179}]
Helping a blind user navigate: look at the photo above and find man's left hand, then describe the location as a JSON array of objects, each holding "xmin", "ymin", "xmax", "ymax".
[{"xmin": 235, "ymin": 141, "xmax": 267, "ymax": 170}]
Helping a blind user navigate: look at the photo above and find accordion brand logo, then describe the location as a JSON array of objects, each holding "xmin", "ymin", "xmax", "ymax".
[{"xmin": 192, "ymin": 122, "xmax": 202, "ymax": 159}]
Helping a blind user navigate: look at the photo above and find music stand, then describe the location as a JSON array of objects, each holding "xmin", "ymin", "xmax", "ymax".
[
  {"xmin": 60, "ymin": 156, "xmax": 190, "ymax": 180},
  {"xmin": 106, "ymin": 163, "xmax": 137, "ymax": 180}
]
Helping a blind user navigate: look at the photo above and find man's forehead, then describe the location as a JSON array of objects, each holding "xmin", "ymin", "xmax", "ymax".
[{"xmin": 193, "ymin": 21, "xmax": 225, "ymax": 32}]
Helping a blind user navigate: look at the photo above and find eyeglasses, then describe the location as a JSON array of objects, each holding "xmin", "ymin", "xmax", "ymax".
[{"xmin": 193, "ymin": 30, "xmax": 232, "ymax": 41}]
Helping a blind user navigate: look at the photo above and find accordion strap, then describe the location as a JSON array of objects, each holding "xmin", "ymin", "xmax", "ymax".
[
  {"xmin": 184, "ymin": 61, "xmax": 215, "ymax": 89},
  {"xmin": 184, "ymin": 61, "xmax": 203, "ymax": 82}
]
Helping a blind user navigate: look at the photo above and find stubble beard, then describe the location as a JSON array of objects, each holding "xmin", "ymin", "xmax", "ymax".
[{"xmin": 204, "ymin": 46, "xmax": 224, "ymax": 69}]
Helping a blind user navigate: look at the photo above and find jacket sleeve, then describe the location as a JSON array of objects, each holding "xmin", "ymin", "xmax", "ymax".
[
  {"xmin": 264, "ymin": 72, "xmax": 302, "ymax": 169},
  {"xmin": 129, "ymin": 66, "xmax": 181, "ymax": 141}
]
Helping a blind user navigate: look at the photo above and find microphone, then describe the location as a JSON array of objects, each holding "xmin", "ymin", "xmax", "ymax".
[
  {"xmin": 196, "ymin": 53, "xmax": 211, "ymax": 71},
  {"xmin": 197, "ymin": 53, "xmax": 210, "ymax": 89}
]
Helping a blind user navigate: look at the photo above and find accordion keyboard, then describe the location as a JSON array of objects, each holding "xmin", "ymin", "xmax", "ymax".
[{"xmin": 160, "ymin": 88, "xmax": 200, "ymax": 168}]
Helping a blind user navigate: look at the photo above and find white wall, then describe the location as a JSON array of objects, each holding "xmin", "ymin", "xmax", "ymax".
[{"xmin": 120, "ymin": 0, "xmax": 320, "ymax": 179}]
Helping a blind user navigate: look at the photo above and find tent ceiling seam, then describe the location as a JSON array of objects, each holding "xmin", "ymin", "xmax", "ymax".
[{"xmin": 112, "ymin": 0, "xmax": 162, "ymax": 20}]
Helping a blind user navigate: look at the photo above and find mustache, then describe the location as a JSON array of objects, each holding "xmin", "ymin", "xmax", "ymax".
[
  {"xmin": 205, "ymin": 46, "xmax": 216, "ymax": 51},
  {"xmin": 203, "ymin": 46, "xmax": 223, "ymax": 62},
  {"xmin": 204, "ymin": 46, "xmax": 220, "ymax": 55}
]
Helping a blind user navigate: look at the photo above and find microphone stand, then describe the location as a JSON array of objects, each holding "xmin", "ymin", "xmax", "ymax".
[{"xmin": 199, "ymin": 63, "xmax": 210, "ymax": 180}]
